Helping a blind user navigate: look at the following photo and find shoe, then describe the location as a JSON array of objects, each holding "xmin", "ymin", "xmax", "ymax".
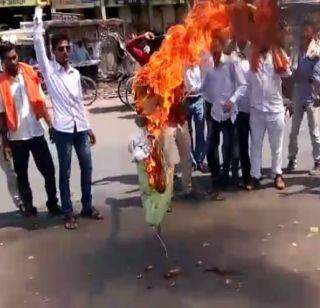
[
  {"xmin": 206, "ymin": 189, "xmax": 225, "ymax": 201},
  {"xmin": 219, "ymin": 174, "xmax": 230, "ymax": 188},
  {"xmin": 243, "ymin": 177, "xmax": 254, "ymax": 191},
  {"xmin": 274, "ymin": 174, "xmax": 285, "ymax": 190},
  {"xmin": 192, "ymin": 162, "xmax": 197, "ymax": 172},
  {"xmin": 23, "ymin": 206, "xmax": 38, "ymax": 217},
  {"xmin": 48, "ymin": 204, "xmax": 63, "ymax": 216},
  {"xmin": 286, "ymin": 160, "xmax": 297, "ymax": 174},
  {"xmin": 197, "ymin": 163, "xmax": 209, "ymax": 174},
  {"xmin": 309, "ymin": 162, "xmax": 320, "ymax": 176},
  {"xmin": 231, "ymin": 175, "xmax": 239, "ymax": 187},
  {"xmin": 64, "ymin": 214, "xmax": 78, "ymax": 230},
  {"xmin": 80, "ymin": 207, "xmax": 104, "ymax": 220},
  {"xmin": 250, "ymin": 178, "xmax": 260, "ymax": 190},
  {"xmin": 178, "ymin": 190, "xmax": 203, "ymax": 200}
]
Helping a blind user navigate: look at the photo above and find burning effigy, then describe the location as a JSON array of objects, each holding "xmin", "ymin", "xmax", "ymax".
[
  {"xmin": 129, "ymin": 0, "xmax": 231, "ymax": 227},
  {"xmin": 130, "ymin": 0, "xmax": 285, "ymax": 227}
]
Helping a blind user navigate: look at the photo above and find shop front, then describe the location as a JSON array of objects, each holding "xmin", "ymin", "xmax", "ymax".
[
  {"xmin": 106, "ymin": 0, "xmax": 186, "ymax": 32},
  {"xmin": 52, "ymin": 0, "xmax": 105, "ymax": 19},
  {"xmin": 0, "ymin": 0, "xmax": 37, "ymax": 28}
]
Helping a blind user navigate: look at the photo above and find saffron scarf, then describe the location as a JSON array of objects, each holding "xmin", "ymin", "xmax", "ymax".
[{"xmin": 0, "ymin": 62, "xmax": 45, "ymax": 132}]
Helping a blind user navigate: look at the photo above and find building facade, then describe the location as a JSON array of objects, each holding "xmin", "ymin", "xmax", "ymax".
[
  {"xmin": 0, "ymin": 0, "xmax": 186, "ymax": 32},
  {"xmin": 52, "ymin": 0, "xmax": 187, "ymax": 32}
]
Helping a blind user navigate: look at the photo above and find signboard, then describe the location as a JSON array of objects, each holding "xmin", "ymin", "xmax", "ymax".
[
  {"xmin": 0, "ymin": 0, "xmax": 36, "ymax": 7},
  {"xmin": 52, "ymin": 0, "xmax": 99, "ymax": 9},
  {"xmin": 115, "ymin": 0, "xmax": 146, "ymax": 4},
  {"xmin": 52, "ymin": 12, "xmax": 82, "ymax": 21}
]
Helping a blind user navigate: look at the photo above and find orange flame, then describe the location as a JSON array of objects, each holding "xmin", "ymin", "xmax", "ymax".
[{"xmin": 133, "ymin": 0, "xmax": 231, "ymax": 192}]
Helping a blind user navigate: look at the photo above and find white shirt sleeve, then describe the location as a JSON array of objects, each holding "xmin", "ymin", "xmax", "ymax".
[
  {"xmin": 184, "ymin": 66, "xmax": 201, "ymax": 95},
  {"xmin": 199, "ymin": 51, "xmax": 212, "ymax": 80},
  {"xmin": 229, "ymin": 62, "xmax": 248, "ymax": 104},
  {"xmin": 33, "ymin": 6, "xmax": 52, "ymax": 78}
]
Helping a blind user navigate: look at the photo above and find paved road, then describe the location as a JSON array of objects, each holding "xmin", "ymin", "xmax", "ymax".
[{"xmin": 0, "ymin": 97, "xmax": 320, "ymax": 308}]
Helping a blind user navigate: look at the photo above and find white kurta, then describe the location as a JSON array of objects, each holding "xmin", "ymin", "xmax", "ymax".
[{"xmin": 248, "ymin": 51, "xmax": 292, "ymax": 179}]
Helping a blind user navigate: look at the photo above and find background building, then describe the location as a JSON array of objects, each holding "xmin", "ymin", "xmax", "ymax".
[{"xmin": 52, "ymin": 0, "xmax": 187, "ymax": 32}]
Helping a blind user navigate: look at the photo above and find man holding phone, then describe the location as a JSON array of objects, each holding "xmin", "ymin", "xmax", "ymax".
[{"xmin": 33, "ymin": 1, "xmax": 103, "ymax": 229}]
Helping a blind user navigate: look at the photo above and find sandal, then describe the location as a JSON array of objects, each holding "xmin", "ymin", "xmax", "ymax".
[
  {"xmin": 64, "ymin": 215, "xmax": 78, "ymax": 230},
  {"xmin": 81, "ymin": 207, "xmax": 104, "ymax": 220}
]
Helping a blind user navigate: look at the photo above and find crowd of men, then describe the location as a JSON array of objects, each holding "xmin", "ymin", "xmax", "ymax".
[
  {"xmin": 126, "ymin": 22, "xmax": 320, "ymax": 198},
  {"xmin": 0, "ymin": 1, "xmax": 320, "ymax": 230}
]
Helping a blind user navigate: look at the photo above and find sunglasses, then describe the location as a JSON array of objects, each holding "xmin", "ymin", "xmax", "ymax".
[{"xmin": 57, "ymin": 45, "xmax": 71, "ymax": 52}]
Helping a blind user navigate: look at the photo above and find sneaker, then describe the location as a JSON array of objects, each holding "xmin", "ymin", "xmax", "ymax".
[
  {"xmin": 286, "ymin": 160, "xmax": 297, "ymax": 174},
  {"xmin": 309, "ymin": 162, "xmax": 320, "ymax": 176},
  {"xmin": 274, "ymin": 174, "xmax": 285, "ymax": 190}
]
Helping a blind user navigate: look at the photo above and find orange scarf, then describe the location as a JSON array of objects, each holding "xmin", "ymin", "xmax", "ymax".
[
  {"xmin": 0, "ymin": 62, "xmax": 46, "ymax": 132},
  {"xmin": 250, "ymin": 47, "xmax": 289, "ymax": 74}
]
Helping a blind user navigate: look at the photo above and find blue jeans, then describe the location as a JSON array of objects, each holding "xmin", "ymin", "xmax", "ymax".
[
  {"xmin": 54, "ymin": 129, "xmax": 93, "ymax": 215},
  {"xmin": 187, "ymin": 96, "xmax": 205, "ymax": 165}
]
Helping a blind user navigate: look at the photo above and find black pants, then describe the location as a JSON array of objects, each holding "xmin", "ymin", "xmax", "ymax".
[
  {"xmin": 236, "ymin": 112, "xmax": 251, "ymax": 182},
  {"xmin": 207, "ymin": 118, "xmax": 239, "ymax": 184},
  {"xmin": 9, "ymin": 136, "xmax": 58, "ymax": 209}
]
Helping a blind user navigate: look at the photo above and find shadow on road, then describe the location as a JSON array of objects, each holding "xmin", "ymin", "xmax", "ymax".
[
  {"xmin": 93, "ymin": 174, "xmax": 138, "ymax": 186},
  {"xmin": 0, "ymin": 211, "xmax": 62, "ymax": 231},
  {"xmin": 106, "ymin": 197, "xmax": 142, "ymax": 244},
  {"xmin": 88, "ymin": 104, "xmax": 131, "ymax": 114},
  {"xmin": 281, "ymin": 175, "xmax": 320, "ymax": 197},
  {"xmin": 118, "ymin": 114, "xmax": 136, "ymax": 120},
  {"xmin": 74, "ymin": 225, "xmax": 320, "ymax": 308},
  {"xmin": 106, "ymin": 196, "xmax": 142, "ymax": 209}
]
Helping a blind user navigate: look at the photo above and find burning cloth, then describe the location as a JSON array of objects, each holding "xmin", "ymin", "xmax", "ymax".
[{"xmin": 129, "ymin": 128, "xmax": 173, "ymax": 227}]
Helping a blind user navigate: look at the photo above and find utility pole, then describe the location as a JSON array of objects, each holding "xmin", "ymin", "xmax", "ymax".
[{"xmin": 148, "ymin": 0, "xmax": 154, "ymax": 29}]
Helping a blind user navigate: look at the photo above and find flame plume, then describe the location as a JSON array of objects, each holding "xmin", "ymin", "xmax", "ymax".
[{"xmin": 133, "ymin": 0, "xmax": 231, "ymax": 193}]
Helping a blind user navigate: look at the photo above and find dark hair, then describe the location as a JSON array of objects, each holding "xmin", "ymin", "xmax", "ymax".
[
  {"xmin": 51, "ymin": 33, "xmax": 69, "ymax": 50},
  {"xmin": 0, "ymin": 41, "xmax": 16, "ymax": 61}
]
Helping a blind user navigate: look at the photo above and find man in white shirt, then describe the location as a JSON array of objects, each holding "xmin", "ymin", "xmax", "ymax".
[
  {"xmin": 230, "ymin": 39, "xmax": 252, "ymax": 190},
  {"xmin": 184, "ymin": 65, "xmax": 206, "ymax": 173},
  {"xmin": 248, "ymin": 47, "xmax": 292, "ymax": 190},
  {"xmin": 201, "ymin": 35, "xmax": 247, "ymax": 189},
  {"xmin": 34, "ymin": 3, "xmax": 103, "ymax": 229},
  {"xmin": 0, "ymin": 42, "xmax": 61, "ymax": 216}
]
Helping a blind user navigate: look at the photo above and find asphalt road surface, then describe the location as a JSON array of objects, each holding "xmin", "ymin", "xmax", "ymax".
[{"xmin": 0, "ymin": 97, "xmax": 320, "ymax": 308}]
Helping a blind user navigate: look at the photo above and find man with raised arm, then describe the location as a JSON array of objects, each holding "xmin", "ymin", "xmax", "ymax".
[{"xmin": 33, "ymin": 2, "xmax": 103, "ymax": 229}]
